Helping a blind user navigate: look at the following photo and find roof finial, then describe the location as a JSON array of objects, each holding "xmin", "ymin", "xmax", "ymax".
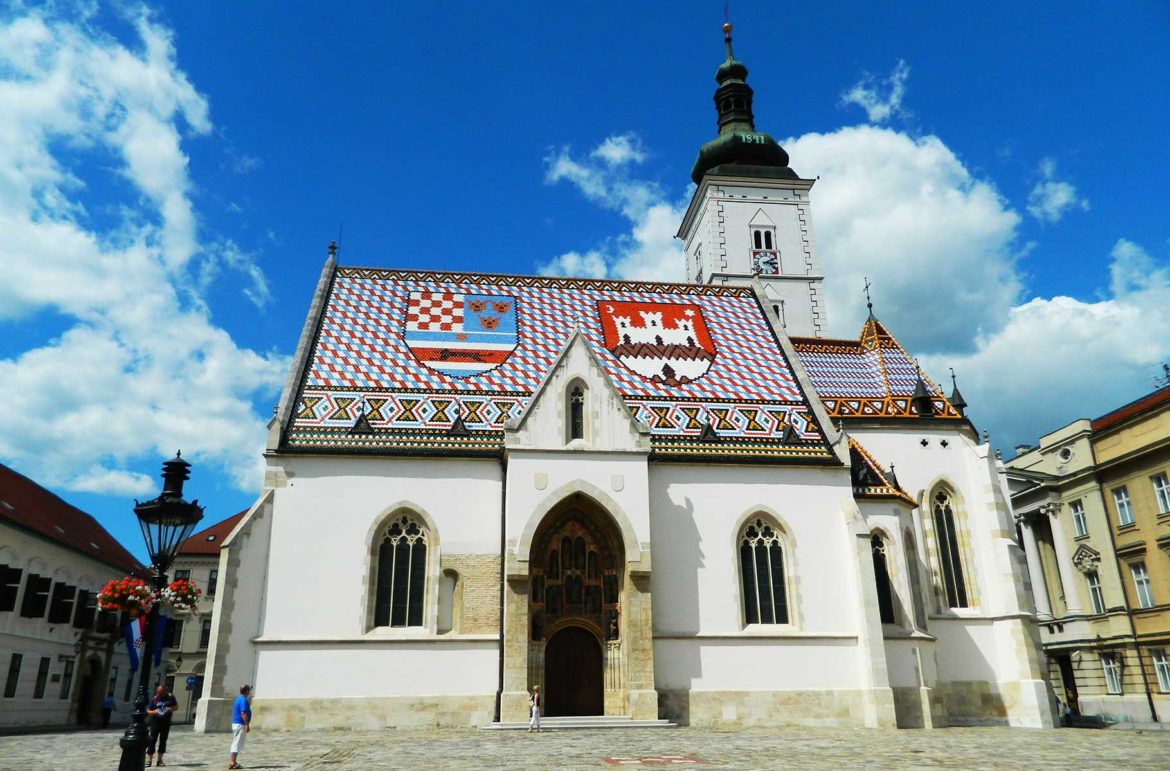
[
  {"xmin": 327, "ymin": 240, "xmax": 338, "ymax": 259},
  {"xmin": 723, "ymin": 4, "xmax": 735, "ymax": 62},
  {"xmin": 948, "ymin": 367, "xmax": 968, "ymax": 417},
  {"xmin": 863, "ymin": 276, "xmax": 875, "ymax": 319}
]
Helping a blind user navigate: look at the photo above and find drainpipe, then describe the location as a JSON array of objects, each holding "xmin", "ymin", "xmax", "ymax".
[
  {"xmin": 494, "ymin": 455, "xmax": 507, "ymax": 723},
  {"xmin": 1093, "ymin": 483, "xmax": 1158, "ymax": 722}
]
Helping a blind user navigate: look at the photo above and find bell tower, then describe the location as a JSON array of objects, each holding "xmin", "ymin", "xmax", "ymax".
[{"xmin": 677, "ymin": 23, "xmax": 827, "ymax": 337}]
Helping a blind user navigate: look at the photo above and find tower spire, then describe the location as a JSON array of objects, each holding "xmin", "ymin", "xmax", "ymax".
[
  {"xmin": 690, "ymin": 22, "xmax": 794, "ymax": 183},
  {"xmin": 863, "ymin": 277, "xmax": 876, "ymax": 320}
]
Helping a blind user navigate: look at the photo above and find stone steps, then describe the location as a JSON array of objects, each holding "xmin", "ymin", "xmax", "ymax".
[{"xmin": 483, "ymin": 715, "xmax": 677, "ymax": 730}]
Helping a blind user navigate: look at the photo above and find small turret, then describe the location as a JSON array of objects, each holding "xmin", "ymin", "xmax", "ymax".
[{"xmin": 948, "ymin": 368, "xmax": 968, "ymax": 418}]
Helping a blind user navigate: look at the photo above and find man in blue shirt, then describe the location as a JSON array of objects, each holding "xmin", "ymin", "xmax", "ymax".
[{"xmin": 229, "ymin": 684, "xmax": 252, "ymax": 770}]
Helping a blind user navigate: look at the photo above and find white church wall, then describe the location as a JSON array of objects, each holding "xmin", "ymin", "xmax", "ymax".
[
  {"xmin": 260, "ymin": 456, "xmax": 501, "ymax": 639},
  {"xmin": 653, "ymin": 638, "xmax": 860, "ymax": 690},
  {"xmin": 648, "ymin": 463, "xmax": 860, "ymax": 637}
]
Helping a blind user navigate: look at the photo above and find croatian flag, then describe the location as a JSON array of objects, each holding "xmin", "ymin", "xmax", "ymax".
[{"xmin": 124, "ymin": 616, "xmax": 146, "ymax": 672}]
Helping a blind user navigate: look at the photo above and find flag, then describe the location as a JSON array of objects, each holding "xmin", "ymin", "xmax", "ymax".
[{"xmin": 123, "ymin": 615, "xmax": 146, "ymax": 672}]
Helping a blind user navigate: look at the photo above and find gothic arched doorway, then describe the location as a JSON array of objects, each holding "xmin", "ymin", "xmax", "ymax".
[
  {"xmin": 544, "ymin": 625, "xmax": 603, "ymax": 716},
  {"xmin": 529, "ymin": 497, "xmax": 623, "ymax": 715}
]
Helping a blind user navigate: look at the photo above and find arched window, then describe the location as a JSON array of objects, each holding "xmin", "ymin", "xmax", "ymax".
[
  {"xmin": 568, "ymin": 385, "xmax": 585, "ymax": 441},
  {"xmin": 739, "ymin": 517, "xmax": 789, "ymax": 625},
  {"xmin": 374, "ymin": 514, "xmax": 428, "ymax": 627},
  {"xmin": 871, "ymin": 534, "xmax": 896, "ymax": 624},
  {"xmin": 932, "ymin": 488, "xmax": 969, "ymax": 608}
]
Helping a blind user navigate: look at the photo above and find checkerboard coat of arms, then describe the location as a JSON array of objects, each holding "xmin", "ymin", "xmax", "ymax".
[
  {"xmin": 404, "ymin": 291, "xmax": 519, "ymax": 376},
  {"xmin": 597, "ymin": 300, "xmax": 717, "ymax": 386}
]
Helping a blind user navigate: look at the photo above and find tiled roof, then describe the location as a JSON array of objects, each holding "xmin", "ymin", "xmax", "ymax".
[
  {"xmin": 0, "ymin": 463, "xmax": 142, "ymax": 573},
  {"xmin": 283, "ymin": 267, "xmax": 834, "ymax": 462},
  {"xmin": 1091, "ymin": 386, "xmax": 1170, "ymax": 433},
  {"xmin": 848, "ymin": 439, "xmax": 917, "ymax": 506},
  {"xmin": 178, "ymin": 510, "xmax": 247, "ymax": 555},
  {"xmin": 791, "ymin": 318, "xmax": 960, "ymax": 420}
]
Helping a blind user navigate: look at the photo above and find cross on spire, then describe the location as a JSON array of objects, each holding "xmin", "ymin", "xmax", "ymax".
[{"xmin": 863, "ymin": 277, "xmax": 875, "ymax": 319}]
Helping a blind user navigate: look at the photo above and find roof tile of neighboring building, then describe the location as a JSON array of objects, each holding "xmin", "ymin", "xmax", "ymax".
[
  {"xmin": 791, "ymin": 317, "xmax": 960, "ymax": 420},
  {"xmin": 1091, "ymin": 386, "xmax": 1170, "ymax": 433},
  {"xmin": 281, "ymin": 266, "xmax": 835, "ymax": 463},
  {"xmin": 178, "ymin": 510, "xmax": 247, "ymax": 555},
  {"xmin": 0, "ymin": 462, "xmax": 142, "ymax": 573}
]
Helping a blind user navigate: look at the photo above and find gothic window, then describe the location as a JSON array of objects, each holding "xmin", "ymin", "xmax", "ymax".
[
  {"xmin": 374, "ymin": 514, "xmax": 429, "ymax": 627},
  {"xmin": 931, "ymin": 488, "xmax": 970, "ymax": 609},
  {"xmin": 568, "ymin": 384, "xmax": 586, "ymax": 442},
  {"xmin": 438, "ymin": 569, "xmax": 459, "ymax": 634},
  {"xmin": 739, "ymin": 517, "xmax": 789, "ymax": 625},
  {"xmin": 871, "ymin": 534, "xmax": 896, "ymax": 624}
]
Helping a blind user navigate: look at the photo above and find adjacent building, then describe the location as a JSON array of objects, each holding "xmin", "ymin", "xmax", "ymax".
[
  {"xmin": 196, "ymin": 25, "xmax": 1053, "ymax": 733},
  {"xmin": 163, "ymin": 511, "xmax": 245, "ymax": 722},
  {"xmin": 0, "ymin": 463, "xmax": 143, "ymax": 729},
  {"xmin": 1008, "ymin": 386, "xmax": 1170, "ymax": 722}
]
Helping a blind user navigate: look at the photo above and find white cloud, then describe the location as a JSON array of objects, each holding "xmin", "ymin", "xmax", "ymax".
[
  {"xmin": 786, "ymin": 125, "xmax": 1022, "ymax": 352},
  {"xmin": 1026, "ymin": 157, "xmax": 1089, "ymax": 223},
  {"xmin": 0, "ymin": 6, "xmax": 286, "ymax": 495},
  {"xmin": 840, "ymin": 60, "xmax": 910, "ymax": 123},
  {"xmin": 539, "ymin": 134, "xmax": 686, "ymax": 282},
  {"xmin": 922, "ymin": 239, "xmax": 1170, "ymax": 450}
]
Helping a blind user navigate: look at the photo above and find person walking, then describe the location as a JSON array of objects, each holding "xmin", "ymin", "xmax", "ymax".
[
  {"xmin": 101, "ymin": 694, "xmax": 115, "ymax": 728},
  {"xmin": 229, "ymin": 684, "xmax": 252, "ymax": 769},
  {"xmin": 527, "ymin": 684, "xmax": 542, "ymax": 733},
  {"xmin": 145, "ymin": 684, "xmax": 178, "ymax": 767}
]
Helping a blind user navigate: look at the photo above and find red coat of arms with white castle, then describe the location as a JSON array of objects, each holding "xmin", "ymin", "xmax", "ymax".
[{"xmin": 597, "ymin": 301, "xmax": 717, "ymax": 387}]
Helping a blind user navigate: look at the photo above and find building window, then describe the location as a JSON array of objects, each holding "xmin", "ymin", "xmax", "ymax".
[
  {"xmin": 1153, "ymin": 649, "xmax": 1170, "ymax": 693},
  {"xmin": 4, "ymin": 653, "xmax": 23, "ymax": 698},
  {"xmin": 739, "ymin": 517, "xmax": 789, "ymax": 625},
  {"xmin": 932, "ymin": 488, "xmax": 970, "ymax": 608},
  {"xmin": 199, "ymin": 619, "xmax": 212, "ymax": 649},
  {"xmin": 1132, "ymin": 562, "xmax": 1155, "ymax": 609},
  {"xmin": 871, "ymin": 534, "xmax": 896, "ymax": 624},
  {"xmin": 207, "ymin": 568, "xmax": 218, "ymax": 596},
  {"xmin": 33, "ymin": 656, "xmax": 50, "ymax": 699},
  {"xmin": 173, "ymin": 569, "xmax": 191, "ymax": 581},
  {"xmin": 1113, "ymin": 487, "xmax": 1134, "ymax": 526},
  {"xmin": 0, "ymin": 565, "xmax": 22, "ymax": 612},
  {"xmin": 1153, "ymin": 473, "xmax": 1170, "ymax": 515},
  {"xmin": 1086, "ymin": 571, "xmax": 1106, "ymax": 614},
  {"xmin": 73, "ymin": 590, "xmax": 97, "ymax": 629},
  {"xmin": 58, "ymin": 658, "xmax": 74, "ymax": 700},
  {"xmin": 568, "ymin": 385, "xmax": 585, "ymax": 441},
  {"xmin": 1102, "ymin": 653, "xmax": 1123, "ymax": 694},
  {"xmin": 1070, "ymin": 500, "xmax": 1088, "ymax": 538},
  {"xmin": 47, "ymin": 583, "xmax": 76, "ymax": 624},
  {"xmin": 374, "ymin": 514, "xmax": 429, "ymax": 627},
  {"xmin": 164, "ymin": 617, "xmax": 184, "ymax": 649},
  {"xmin": 19, "ymin": 574, "xmax": 51, "ymax": 618}
]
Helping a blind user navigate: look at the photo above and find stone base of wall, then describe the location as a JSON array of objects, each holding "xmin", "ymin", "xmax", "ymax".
[
  {"xmin": 249, "ymin": 695, "xmax": 497, "ymax": 730},
  {"xmin": 1078, "ymin": 694, "xmax": 1156, "ymax": 724},
  {"xmin": 657, "ymin": 688, "xmax": 891, "ymax": 728},
  {"xmin": 891, "ymin": 686, "xmax": 948, "ymax": 728}
]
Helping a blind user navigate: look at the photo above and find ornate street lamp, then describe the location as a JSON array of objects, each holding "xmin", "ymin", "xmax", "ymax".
[{"xmin": 118, "ymin": 452, "xmax": 204, "ymax": 771}]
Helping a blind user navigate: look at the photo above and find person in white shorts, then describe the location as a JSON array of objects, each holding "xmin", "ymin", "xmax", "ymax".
[{"xmin": 229, "ymin": 684, "xmax": 252, "ymax": 769}]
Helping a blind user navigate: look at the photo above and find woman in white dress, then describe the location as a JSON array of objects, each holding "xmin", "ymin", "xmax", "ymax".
[{"xmin": 528, "ymin": 685, "xmax": 542, "ymax": 732}]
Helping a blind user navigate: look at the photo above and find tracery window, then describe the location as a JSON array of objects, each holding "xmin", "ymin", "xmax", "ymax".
[
  {"xmin": 932, "ymin": 488, "xmax": 969, "ymax": 609},
  {"xmin": 374, "ymin": 514, "xmax": 428, "ymax": 627},
  {"xmin": 568, "ymin": 385, "xmax": 585, "ymax": 441},
  {"xmin": 871, "ymin": 534, "xmax": 896, "ymax": 624},
  {"xmin": 739, "ymin": 517, "xmax": 789, "ymax": 625}
]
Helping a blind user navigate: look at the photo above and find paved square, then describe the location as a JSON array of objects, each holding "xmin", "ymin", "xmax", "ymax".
[{"xmin": 2, "ymin": 725, "xmax": 1168, "ymax": 770}]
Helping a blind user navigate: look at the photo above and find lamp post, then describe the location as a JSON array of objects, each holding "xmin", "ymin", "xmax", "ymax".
[{"xmin": 118, "ymin": 452, "xmax": 204, "ymax": 771}]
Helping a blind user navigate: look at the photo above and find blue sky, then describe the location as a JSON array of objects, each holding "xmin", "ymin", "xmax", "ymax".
[{"xmin": 1, "ymin": 1, "xmax": 1168, "ymax": 562}]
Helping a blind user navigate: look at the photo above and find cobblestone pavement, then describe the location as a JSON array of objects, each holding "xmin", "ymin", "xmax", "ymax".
[{"xmin": 2, "ymin": 724, "xmax": 1168, "ymax": 771}]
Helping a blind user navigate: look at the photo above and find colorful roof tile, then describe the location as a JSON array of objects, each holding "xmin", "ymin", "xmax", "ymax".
[
  {"xmin": 792, "ymin": 318, "xmax": 960, "ymax": 420},
  {"xmin": 0, "ymin": 463, "xmax": 143, "ymax": 573},
  {"xmin": 283, "ymin": 267, "xmax": 835, "ymax": 462},
  {"xmin": 848, "ymin": 439, "xmax": 917, "ymax": 505}
]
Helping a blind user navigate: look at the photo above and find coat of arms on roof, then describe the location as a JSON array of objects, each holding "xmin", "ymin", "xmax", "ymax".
[
  {"xmin": 597, "ymin": 300, "xmax": 716, "ymax": 387},
  {"xmin": 403, "ymin": 291, "xmax": 519, "ymax": 377}
]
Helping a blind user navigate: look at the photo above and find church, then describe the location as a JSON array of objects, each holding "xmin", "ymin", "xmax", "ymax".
[{"xmin": 196, "ymin": 25, "xmax": 1054, "ymax": 732}]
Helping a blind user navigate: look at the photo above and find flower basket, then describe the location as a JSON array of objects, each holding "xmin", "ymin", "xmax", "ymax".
[
  {"xmin": 161, "ymin": 578, "xmax": 202, "ymax": 613},
  {"xmin": 97, "ymin": 577, "xmax": 155, "ymax": 617}
]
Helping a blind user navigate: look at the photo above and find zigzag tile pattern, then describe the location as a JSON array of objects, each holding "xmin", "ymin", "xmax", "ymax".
[{"xmin": 286, "ymin": 268, "xmax": 833, "ymax": 460}]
